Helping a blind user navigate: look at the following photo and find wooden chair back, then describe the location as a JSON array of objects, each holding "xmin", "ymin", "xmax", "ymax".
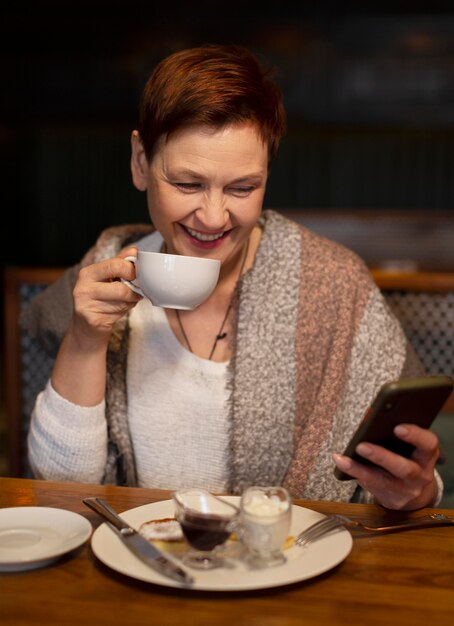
[
  {"xmin": 3, "ymin": 267, "xmax": 65, "ymax": 476},
  {"xmin": 372, "ymin": 270, "xmax": 454, "ymax": 412}
]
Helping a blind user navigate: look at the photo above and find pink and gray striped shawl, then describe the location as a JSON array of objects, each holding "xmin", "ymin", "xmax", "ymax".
[{"xmin": 22, "ymin": 210, "xmax": 423, "ymax": 501}]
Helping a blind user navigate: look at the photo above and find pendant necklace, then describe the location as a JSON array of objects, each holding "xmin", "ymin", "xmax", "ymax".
[{"xmin": 175, "ymin": 239, "xmax": 250, "ymax": 360}]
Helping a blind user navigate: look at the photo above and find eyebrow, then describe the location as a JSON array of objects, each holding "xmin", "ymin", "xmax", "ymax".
[
  {"xmin": 229, "ymin": 174, "xmax": 264, "ymax": 184},
  {"xmin": 169, "ymin": 168, "xmax": 265, "ymax": 183}
]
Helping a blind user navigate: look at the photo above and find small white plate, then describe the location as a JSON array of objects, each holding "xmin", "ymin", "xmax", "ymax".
[
  {"xmin": 91, "ymin": 497, "xmax": 353, "ymax": 591},
  {"xmin": 0, "ymin": 506, "xmax": 92, "ymax": 572}
]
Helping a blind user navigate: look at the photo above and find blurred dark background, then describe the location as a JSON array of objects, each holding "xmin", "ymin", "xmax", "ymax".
[
  {"xmin": 1, "ymin": 0, "xmax": 454, "ymax": 270},
  {"xmin": 3, "ymin": 0, "xmax": 454, "ymax": 488}
]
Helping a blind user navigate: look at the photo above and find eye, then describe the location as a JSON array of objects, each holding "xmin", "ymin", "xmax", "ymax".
[
  {"xmin": 228, "ymin": 186, "xmax": 256, "ymax": 197},
  {"xmin": 174, "ymin": 182, "xmax": 203, "ymax": 193}
]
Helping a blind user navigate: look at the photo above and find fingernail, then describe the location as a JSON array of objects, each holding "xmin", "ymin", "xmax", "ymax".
[
  {"xmin": 356, "ymin": 443, "xmax": 373, "ymax": 457},
  {"xmin": 333, "ymin": 453, "xmax": 352, "ymax": 468},
  {"xmin": 395, "ymin": 425, "xmax": 408, "ymax": 437}
]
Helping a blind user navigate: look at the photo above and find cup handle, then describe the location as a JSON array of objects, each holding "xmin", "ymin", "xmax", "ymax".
[{"xmin": 120, "ymin": 255, "xmax": 145, "ymax": 297}]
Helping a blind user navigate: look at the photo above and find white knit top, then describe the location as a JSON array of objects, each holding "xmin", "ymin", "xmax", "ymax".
[
  {"xmin": 28, "ymin": 231, "xmax": 231, "ymax": 491},
  {"xmin": 127, "ymin": 299, "xmax": 230, "ymax": 491}
]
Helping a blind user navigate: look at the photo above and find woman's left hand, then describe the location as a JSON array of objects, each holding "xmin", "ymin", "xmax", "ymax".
[{"xmin": 333, "ymin": 424, "xmax": 440, "ymax": 510}]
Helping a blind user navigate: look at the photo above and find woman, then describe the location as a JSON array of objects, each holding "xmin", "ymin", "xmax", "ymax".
[{"xmin": 24, "ymin": 44, "xmax": 442, "ymax": 509}]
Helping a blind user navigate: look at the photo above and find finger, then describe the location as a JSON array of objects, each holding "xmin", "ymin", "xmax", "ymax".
[
  {"xmin": 332, "ymin": 452, "xmax": 394, "ymax": 491},
  {"xmin": 79, "ymin": 257, "xmax": 137, "ymax": 283},
  {"xmin": 332, "ymin": 448, "xmax": 438, "ymax": 511},
  {"xmin": 95, "ymin": 280, "xmax": 142, "ymax": 303},
  {"xmin": 332, "ymin": 453, "xmax": 360, "ymax": 480},
  {"xmin": 332, "ymin": 451, "xmax": 416, "ymax": 510},
  {"xmin": 73, "ymin": 287, "xmax": 141, "ymax": 329},
  {"xmin": 354, "ymin": 423, "xmax": 439, "ymax": 475},
  {"xmin": 354, "ymin": 441, "xmax": 421, "ymax": 480},
  {"xmin": 334, "ymin": 440, "xmax": 417, "ymax": 484},
  {"xmin": 394, "ymin": 424, "xmax": 439, "ymax": 458},
  {"xmin": 393, "ymin": 424, "xmax": 440, "ymax": 472},
  {"xmin": 73, "ymin": 275, "xmax": 142, "ymax": 314}
]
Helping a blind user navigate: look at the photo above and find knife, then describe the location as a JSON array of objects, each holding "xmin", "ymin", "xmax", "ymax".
[{"xmin": 83, "ymin": 497, "xmax": 194, "ymax": 585}]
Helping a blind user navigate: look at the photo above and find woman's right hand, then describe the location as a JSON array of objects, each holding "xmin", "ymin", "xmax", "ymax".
[
  {"xmin": 70, "ymin": 246, "xmax": 142, "ymax": 347},
  {"xmin": 51, "ymin": 246, "xmax": 141, "ymax": 406}
]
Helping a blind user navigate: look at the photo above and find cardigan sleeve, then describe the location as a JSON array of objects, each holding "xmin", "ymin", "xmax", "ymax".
[{"xmin": 28, "ymin": 380, "xmax": 107, "ymax": 483}]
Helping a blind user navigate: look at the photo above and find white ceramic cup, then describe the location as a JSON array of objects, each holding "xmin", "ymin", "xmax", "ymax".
[
  {"xmin": 121, "ymin": 250, "xmax": 221, "ymax": 310},
  {"xmin": 240, "ymin": 486, "xmax": 292, "ymax": 568}
]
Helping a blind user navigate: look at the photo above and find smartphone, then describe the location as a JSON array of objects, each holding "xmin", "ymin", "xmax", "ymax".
[{"xmin": 334, "ymin": 375, "xmax": 454, "ymax": 481}]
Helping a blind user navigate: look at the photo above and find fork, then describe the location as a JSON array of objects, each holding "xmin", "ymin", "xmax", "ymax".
[{"xmin": 295, "ymin": 513, "xmax": 454, "ymax": 548}]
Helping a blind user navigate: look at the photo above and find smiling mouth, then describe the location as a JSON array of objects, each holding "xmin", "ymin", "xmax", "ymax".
[{"xmin": 182, "ymin": 225, "xmax": 230, "ymax": 242}]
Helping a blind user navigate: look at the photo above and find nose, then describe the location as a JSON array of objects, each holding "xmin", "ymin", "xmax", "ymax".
[{"xmin": 195, "ymin": 190, "xmax": 228, "ymax": 230}]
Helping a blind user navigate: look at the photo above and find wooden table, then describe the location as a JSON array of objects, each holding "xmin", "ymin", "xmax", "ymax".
[{"xmin": 1, "ymin": 477, "xmax": 453, "ymax": 626}]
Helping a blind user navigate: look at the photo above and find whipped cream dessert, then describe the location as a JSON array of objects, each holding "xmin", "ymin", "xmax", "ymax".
[
  {"xmin": 240, "ymin": 488, "xmax": 292, "ymax": 565},
  {"xmin": 242, "ymin": 493, "xmax": 288, "ymax": 518}
]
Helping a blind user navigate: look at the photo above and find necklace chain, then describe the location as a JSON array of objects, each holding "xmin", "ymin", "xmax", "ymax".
[{"xmin": 175, "ymin": 239, "xmax": 250, "ymax": 360}]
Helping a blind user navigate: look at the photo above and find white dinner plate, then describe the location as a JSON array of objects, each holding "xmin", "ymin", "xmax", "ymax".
[
  {"xmin": 0, "ymin": 506, "xmax": 93, "ymax": 572},
  {"xmin": 91, "ymin": 497, "xmax": 353, "ymax": 591}
]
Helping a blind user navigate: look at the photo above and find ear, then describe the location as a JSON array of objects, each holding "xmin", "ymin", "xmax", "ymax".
[{"xmin": 130, "ymin": 130, "xmax": 149, "ymax": 191}]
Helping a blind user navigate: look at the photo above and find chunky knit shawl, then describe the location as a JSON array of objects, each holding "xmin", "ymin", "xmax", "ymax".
[{"xmin": 22, "ymin": 210, "xmax": 422, "ymax": 501}]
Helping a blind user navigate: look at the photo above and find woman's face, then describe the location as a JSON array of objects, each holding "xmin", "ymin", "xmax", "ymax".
[{"xmin": 131, "ymin": 122, "xmax": 268, "ymax": 269}]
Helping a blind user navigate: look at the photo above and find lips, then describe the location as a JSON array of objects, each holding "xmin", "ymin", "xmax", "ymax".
[
  {"xmin": 183, "ymin": 225, "xmax": 227, "ymax": 241},
  {"xmin": 180, "ymin": 224, "xmax": 231, "ymax": 246}
]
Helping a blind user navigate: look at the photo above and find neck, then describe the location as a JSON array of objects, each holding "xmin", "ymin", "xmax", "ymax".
[
  {"xmin": 217, "ymin": 226, "xmax": 261, "ymax": 293},
  {"xmin": 173, "ymin": 236, "xmax": 251, "ymax": 361}
]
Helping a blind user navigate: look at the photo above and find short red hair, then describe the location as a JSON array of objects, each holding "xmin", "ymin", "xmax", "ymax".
[{"xmin": 138, "ymin": 44, "xmax": 286, "ymax": 166}]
